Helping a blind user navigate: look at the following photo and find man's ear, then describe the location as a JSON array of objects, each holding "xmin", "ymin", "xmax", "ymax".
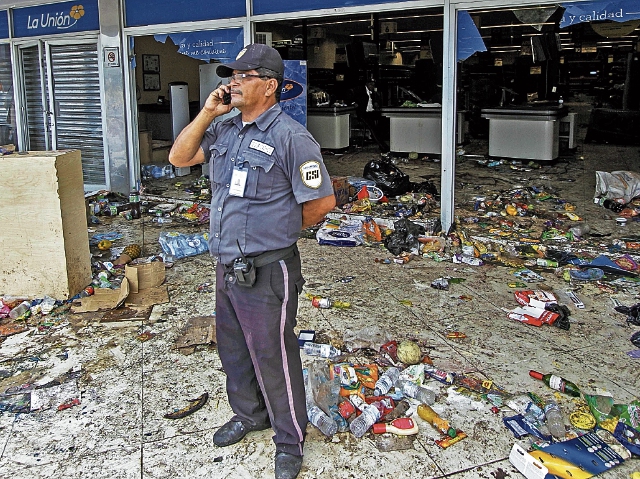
[{"xmin": 265, "ymin": 78, "xmax": 278, "ymax": 97}]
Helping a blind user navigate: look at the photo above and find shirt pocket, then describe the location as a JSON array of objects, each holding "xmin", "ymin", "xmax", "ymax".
[
  {"xmin": 209, "ymin": 144, "xmax": 229, "ymax": 186},
  {"xmin": 242, "ymin": 150, "xmax": 276, "ymax": 201}
]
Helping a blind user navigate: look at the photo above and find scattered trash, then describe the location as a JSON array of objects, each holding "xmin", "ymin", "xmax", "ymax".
[{"xmin": 164, "ymin": 392, "xmax": 209, "ymax": 419}]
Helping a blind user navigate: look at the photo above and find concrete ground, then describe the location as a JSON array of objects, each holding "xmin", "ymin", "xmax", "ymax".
[{"xmin": 0, "ymin": 100, "xmax": 639, "ymax": 478}]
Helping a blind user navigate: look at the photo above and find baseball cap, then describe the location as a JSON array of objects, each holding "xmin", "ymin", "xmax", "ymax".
[{"xmin": 216, "ymin": 44, "xmax": 284, "ymax": 78}]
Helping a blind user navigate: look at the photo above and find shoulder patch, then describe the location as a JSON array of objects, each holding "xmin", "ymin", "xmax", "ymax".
[{"xmin": 300, "ymin": 161, "xmax": 323, "ymax": 189}]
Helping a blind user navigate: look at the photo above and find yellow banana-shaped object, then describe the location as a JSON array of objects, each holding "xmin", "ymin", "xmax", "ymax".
[{"xmin": 529, "ymin": 450, "xmax": 592, "ymax": 479}]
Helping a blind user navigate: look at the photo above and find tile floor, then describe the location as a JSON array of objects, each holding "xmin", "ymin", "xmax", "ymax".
[{"xmin": 0, "ymin": 101, "xmax": 639, "ymax": 478}]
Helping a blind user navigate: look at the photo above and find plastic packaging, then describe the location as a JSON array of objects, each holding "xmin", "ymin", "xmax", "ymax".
[
  {"xmin": 158, "ymin": 231, "xmax": 209, "ymax": 259},
  {"xmin": 569, "ymin": 223, "xmax": 590, "ymax": 240},
  {"xmin": 310, "ymin": 296, "xmax": 351, "ymax": 309},
  {"xmin": 308, "ymin": 361, "xmax": 340, "ymax": 414},
  {"xmin": 395, "ymin": 379, "xmax": 435, "ymax": 405},
  {"xmin": 9, "ymin": 301, "xmax": 31, "ymax": 320},
  {"xmin": 349, "ymin": 403, "xmax": 381, "ymax": 438},
  {"xmin": 304, "ymin": 368, "xmax": 337, "ymax": 437},
  {"xmin": 303, "ymin": 342, "xmax": 342, "ymax": 359},
  {"xmin": 543, "ymin": 400, "xmax": 565, "ymax": 440},
  {"xmin": 373, "ymin": 367, "xmax": 400, "ymax": 396}
]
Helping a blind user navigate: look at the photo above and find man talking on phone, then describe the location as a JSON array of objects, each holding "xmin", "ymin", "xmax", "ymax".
[{"xmin": 169, "ymin": 44, "xmax": 335, "ymax": 479}]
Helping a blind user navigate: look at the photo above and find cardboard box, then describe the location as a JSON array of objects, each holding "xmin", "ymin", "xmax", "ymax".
[
  {"xmin": 175, "ymin": 166, "xmax": 191, "ymax": 177},
  {"xmin": 331, "ymin": 176, "xmax": 350, "ymax": 206},
  {"xmin": 139, "ymin": 130, "xmax": 153, "ymax": 165},
  {"xmin": 72, "ymin": 262, "xmax": 168, "ymax": 312},
  {"xmin": 0, "ymin": 150, "xmax": 92, "ymax": 299}
]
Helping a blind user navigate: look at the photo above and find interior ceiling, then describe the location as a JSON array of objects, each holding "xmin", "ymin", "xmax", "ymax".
[{"xmin": 257, "ymin": 4, "xmax": 640, "ymax": 55}]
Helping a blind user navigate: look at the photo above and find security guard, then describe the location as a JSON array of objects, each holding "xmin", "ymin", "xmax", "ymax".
[{"xmin": 169, "ymin": 44, "xmax": 336, "ymax": 479}]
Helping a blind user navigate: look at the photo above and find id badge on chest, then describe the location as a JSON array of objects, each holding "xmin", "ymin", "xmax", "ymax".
[{"xmin": 229, "ymin": 166, "xmax": 248, "ymax": 197}]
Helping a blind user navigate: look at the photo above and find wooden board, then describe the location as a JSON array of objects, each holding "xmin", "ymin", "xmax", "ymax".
[{"xmin": 0, "ymin": 150, "xmax": 92, "ymax": 299}]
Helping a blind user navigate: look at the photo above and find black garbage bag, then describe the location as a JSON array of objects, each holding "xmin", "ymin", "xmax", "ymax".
[
  {"xmin": 384, "ymin": 218, "xmax": 426, "ymax": 255},
  {"xmin": 363, "ymin": 159, "xmax": 411, "ymax": 197},
  {"xmin": 614, "ymin": 303, "xmax": 640, "ymax": 326},
  {"xmin": 412, "ymin": 180, "xmax": 439, "ymax": 197}
]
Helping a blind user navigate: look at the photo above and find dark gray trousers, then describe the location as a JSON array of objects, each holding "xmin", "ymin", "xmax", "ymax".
[{"xmin": 215, "ymin": 250, "xmax": 307, "ymax": 456}]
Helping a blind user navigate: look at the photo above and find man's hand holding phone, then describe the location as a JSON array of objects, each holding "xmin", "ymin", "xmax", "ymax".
[{"xmin": 203, "ymin": 85, "xmax": 233, "ymax": 116}]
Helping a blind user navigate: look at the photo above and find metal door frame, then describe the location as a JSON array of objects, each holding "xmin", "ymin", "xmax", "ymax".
[{"xmin": 12, "ymin": 34, "xmax": 109, "ymax": 189}]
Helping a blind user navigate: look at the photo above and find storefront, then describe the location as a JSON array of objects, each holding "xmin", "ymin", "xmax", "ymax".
[{"xmin": 0, "ymin": 0, "xmax": 638, "ymax": 231}]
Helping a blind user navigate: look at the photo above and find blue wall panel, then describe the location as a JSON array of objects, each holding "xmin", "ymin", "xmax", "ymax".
[
  {"xmin": 125, "ymin": 0, "xmax": 245, "ymax": 27},
  {"xmin": 254, "ymin": 0, "xmax": 394, "ymax": 15}
]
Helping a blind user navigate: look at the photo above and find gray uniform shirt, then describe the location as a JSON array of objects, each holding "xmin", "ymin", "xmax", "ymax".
[{"xmin": 200, "ymin": 104, "xmax": 334, "ymax": 265}]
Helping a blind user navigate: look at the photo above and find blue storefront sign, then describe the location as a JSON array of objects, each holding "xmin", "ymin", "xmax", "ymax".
[
  {"xmin": 125, "ymin": 0, "xmax": 245, "ymax": 27},
  {"xmin": 12, "ymin": 0, "xmax": 99, "ymax": 38},
  {"xmin": 280, "ymin": 60, "xmax": 307, "ymax": 128},
  {"xmin": 560, "ymin": 0, "xmax": 640, "ymax": 27},
  {"xmin": 253, "ymin": 0, "xmax": 391, "ymax": 15},
  {"xmin": 0, "ymin": 11, "xmax": 8, "ymax": 39}
]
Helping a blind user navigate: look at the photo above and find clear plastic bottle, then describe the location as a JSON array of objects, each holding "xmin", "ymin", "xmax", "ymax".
[
  {"xmin": 349, "ymin": 403, "xmax": 381, "ymax": 438},
  {"xmin": 303, "ymin": 342, "xmax": 342, "ymax": 358},
  {"xmin": 129, "ymin": 189, "xmax": 141, "ymax": 219},
  {"xmin": 373, "ymin": 367, "xmax": 400, "ymax": 396},
  {"xmin": 395, "ymin": 379, "xmax": 436, "ymax": 405},
  {"xmin": 544, "ymin": 400, "xmax": 565, "ymax": 440},
  {"xmin": 307, "ymin": 404, "xmax": 338, "ymax": 437},
  {"xmin": 9, "ymin": 301, "xmax": 31, "ymax": 320}
]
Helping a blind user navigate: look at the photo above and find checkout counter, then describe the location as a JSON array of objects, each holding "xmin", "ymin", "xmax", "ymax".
[
  {"xmin": 481, "ymin": 105, "xmax": 568, "ymax": 161},
  {"xmin": 380, "ymin": 106, "xmax": 465, "ymax": 154},
  {"xmin": 307, "ymin": 105, "xmax": 356, "ymax": 149}
]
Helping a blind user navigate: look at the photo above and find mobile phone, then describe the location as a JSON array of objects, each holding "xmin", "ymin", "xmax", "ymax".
[{"xmin": 222, "ymin": 90, "xmax": 231, "ymax": 105}]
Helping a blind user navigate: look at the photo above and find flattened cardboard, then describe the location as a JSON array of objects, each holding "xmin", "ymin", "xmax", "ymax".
[{"xmin": 72, "ymin": 278, "xmax": 130, "ymax": 313}]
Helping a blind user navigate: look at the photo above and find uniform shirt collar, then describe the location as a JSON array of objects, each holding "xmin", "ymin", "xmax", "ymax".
[{"xmin": 232, "ymin": 103, "xmax": 282, "ymax": 131}]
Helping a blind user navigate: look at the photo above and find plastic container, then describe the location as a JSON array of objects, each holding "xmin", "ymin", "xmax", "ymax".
[
  {"xmin": 9, "ymin": 301, "xmax": 30, "ymax": 320},
  {"xmin": 543, "ymin": 400, "xmax": 565, "ymax": 440},
  {"xmin": 307, "ymin": 404, "xmax": 338, "ymax": 437},
  {"xmin": 349, "ymin": 403, "xmax": 381, "ymax": 438},
  {"xmin": 303, "ymin": 342, "xmax": 342, "ymax": 359},
  {"xmin": 373, "ymin": 367, "xmax": 400, "ymax": 396},
  {"xmin": 395, "ymin": 379, "xmax": 435, "ymax": 405},
  {"xmin": 129, "ymin": 189, "xmax": 141, "ymax": 219}
]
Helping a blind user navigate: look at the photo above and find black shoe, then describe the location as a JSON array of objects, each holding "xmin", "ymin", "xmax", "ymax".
[
  {"xmin": 275, "ymin": 452, "xmax": 303, "ymax": 479},
  {"xmin": 213, "ymin": 420, "xmax": 270, "ymax": 447}
]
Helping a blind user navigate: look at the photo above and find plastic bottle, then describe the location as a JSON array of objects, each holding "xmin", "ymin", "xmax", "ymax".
[
  {"xmin": 417, "ymin": 404, "xmax": 457, "ymax": 437},
  {"xmin": 307, "ymin": 405, "xmax": 338, "ymax": 437},
  {"xmin": 311, "ymin": 296, "xmax": 351, "ymax": 309},
  {"xmin": 529, "ymin": 370, "xmax": 580, "ymax": 397},
  {"xmin": 372, "ymin": 417, "xmax": 419, "ymax": 435},
  {"xmin": 543, "ymin": 400, "xmax": 565, "ymax": 440},
  {"xmin": 9, "ymin": 301, "xmax": 31, "ymax": 320},
  {"xmin": 395, "ymin": 379, "xmax": 436, "ymax": 405},
  {"xmin": 569, "ymin": 223, "xmax": 590, "ymax": 240},
  {"xmin": 303, "ymin": 342, "xmax": 342, "ymax": 358},
  {"xmin": 373, "ymin": 367, "xmax": 400, "ymax": 396},
  {"xmin": 129, "ymin": 189, "xmax": 141, "ymax": 219},
  {"xmin": 349, "ymin": 403, "xmax": 381, "ymax": 438},
  {"xmin": 153, "ymin": 217, "xmax": 173, "ymax": 224}
]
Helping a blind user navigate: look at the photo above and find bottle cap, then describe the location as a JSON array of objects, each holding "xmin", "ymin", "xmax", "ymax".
[
  {"xmin": 529, "ymin": 370, "xmax": 543, "ymax": 380},
  {"xmin": 372, "ymin": 423, "xmax": 387, "ymax": 434}
]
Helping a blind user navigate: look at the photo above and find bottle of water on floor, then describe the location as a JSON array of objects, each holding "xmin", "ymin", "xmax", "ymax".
[
  {"xmin": 303, "ymin": 342, "xmax": 341, "ymax": 358},
  {"xmin": 307, "ymin": 405, "xmax": 338, "ymax": 437},
  {"xmin": 395, "ymin": 379, "xmax": 436, "ymax": 405},
  {"xmin": 350, "ymin": 403, "xmax": 381, "ymax": 438},
  {"xmin": 374, "ymin": 367, "xmax": 400, "ymax": 396},
  {"xmin": 544, "ymin": 399, "xmax": 566, "ymax": 440}
]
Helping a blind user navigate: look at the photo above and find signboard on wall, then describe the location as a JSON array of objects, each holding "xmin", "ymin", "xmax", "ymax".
[
  {"xmin": 154, "ymin": 29, "xmax": 244, "ymax": 63},
  {"xmin": 12, "ymin": 0, "xmax": 99, "ymax": 37},
  {"xmin": 280, "ymin": 60, "xmax": 307, "ymax": 128},
  {"xmin": 560, "ymin": 0, "xmax": 640, "ymax": 28}
]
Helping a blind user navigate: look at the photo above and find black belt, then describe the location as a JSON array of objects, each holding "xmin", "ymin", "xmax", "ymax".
[{"xmin": 224, "ymin": 244, "xmax": 297, "ymax": 269}]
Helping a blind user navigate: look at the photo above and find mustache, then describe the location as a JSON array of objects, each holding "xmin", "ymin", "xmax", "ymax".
[{"xmin": 230, "ymin": 89, "xmax": 242, "ymax": 95}]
